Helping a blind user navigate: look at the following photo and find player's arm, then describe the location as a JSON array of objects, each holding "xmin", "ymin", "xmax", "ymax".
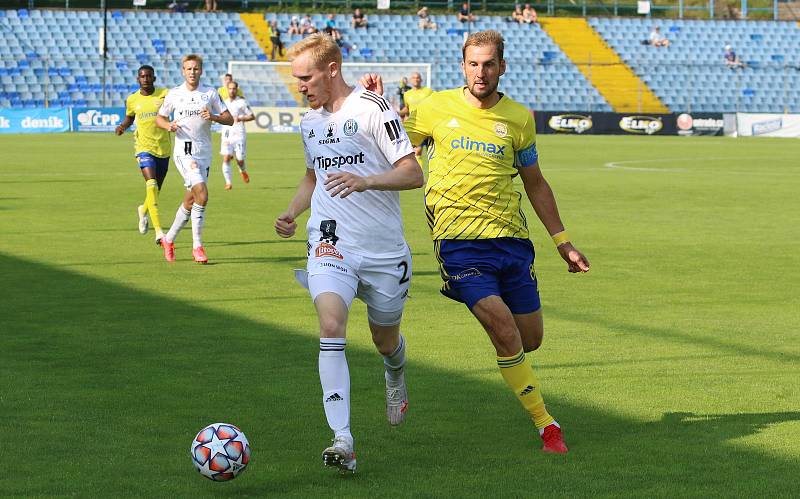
[
  {"xmin": 275, "ymin": 169, "xmax": 316, "ymax": 238},
  {"xmin": 116, "ymin": 114, "xmax": 135, "ymax": 135},
  {"xmin": 325, "ymin": 152, "xmax": 423, "ymax": 199},
  {"xmin": 202, "ymin": 92, "xmax": 234, "ymax": 125},
  {"xmin": 518, "ymin": 163, "xmax": 589, "ymax": 273}
]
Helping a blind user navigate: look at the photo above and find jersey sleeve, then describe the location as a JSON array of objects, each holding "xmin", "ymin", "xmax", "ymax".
[
  {"xmin": 125, "ymin": 94, "xmax": 135, "ymax": 117},
  {"xmin": 209, "ymin": 90, "xmax": 227, "ymax": 115},
  {"xmin": 300, "ymin": 118, "xmax": 314, "ymax": 170},
  {"xmin": 515, "ymin": 111, "xmax": 539, "ymax": 168},
  {"xmin": 158, "ymin": 91, "xmax": 174, "ymax": 118},
  {"xmin": 369, "ymin": 100, "xmax": 414, "ymax": 165},
  {"xmin": 403, "ymin": 97, "xmax": 432, "ymax": 148},
  {"xmin": 241, "ymin": 99, "xmax": 254, "ymax": 116}
]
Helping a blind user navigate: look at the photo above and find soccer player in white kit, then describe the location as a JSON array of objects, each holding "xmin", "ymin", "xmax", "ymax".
[
  {"xmin": 219, "ymin": 80, "xmax": 255, "ymax": 190},
  {"xmin": 156, "ymin": 54, "xmax": 233, "ymax": 263},
  {"xmin": 274, "ymin": 34, "xmax": 424, "ymax": 475}
]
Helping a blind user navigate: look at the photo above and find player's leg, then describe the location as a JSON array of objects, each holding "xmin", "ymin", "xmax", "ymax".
[
  {"xmin": 135, "ymin": 154, "xmax": 156, "ymax": 235},
  {"xmin": 141, "ymin": 156, "xmax": 167, "ymax": 243},
  {"xmin": 307, "ymin": 261, "xmax": 358, "ymax": 474},
  {"xmin": 359, "ymin": 248, "xmax": 412, "ymax": 425},
  {"xmin": 221, "ymin": 144, "xmax": 234, "ymax": 189},
  {"xmin": 189, "ymin": 180, "xmax": 209, "ymax": 263},
  {"xmin": 497, "ymin": 238, "xmax": 566, "ymax": 453},
  {"xmin": 235, "ymin": 142, "xmax": 249, "ymax": 183},
  {"xmin": 162, "ymin": 156, "xmax": 196, "ymax": 261}
]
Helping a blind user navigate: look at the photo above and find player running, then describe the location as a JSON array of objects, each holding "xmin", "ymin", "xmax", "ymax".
[
  {"xmin": 115, "ymin": 65, "xmax": 171, "ymax": 244},
  {"xmin": 274, "ymin": 33, "xmax": 423, "ymax": 474},
  {"xmin": 219, "ymin": 80, "xmax": 255, "ymax": 190},
  {"xmin": 360, "ymin": 30, "xmax": 589, "ymax": 454},
  {"xmin": 156, "ymin": 54, "xmax": 233, "ymax": 264}
]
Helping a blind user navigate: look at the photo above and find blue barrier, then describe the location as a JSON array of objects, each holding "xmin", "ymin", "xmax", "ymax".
[
  {"xmin": 0, "ymin": 107, "xmax": 70, "ymax": 134},
  {"xmin": 71, "ymin": 107, "xmax": 127, "ymax": 132}
]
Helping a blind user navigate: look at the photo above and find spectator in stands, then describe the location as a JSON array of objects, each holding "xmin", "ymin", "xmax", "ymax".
[
  {"xmin": 323, "ymin": 14, "xmax": 342, "ymax": 41},
  {"xmin": 351, "ymin": 8, "xmax": 368, "ymax": 29},
  {"xmin": 418, "ymin": 6, "xmax": 438, "ymax": 30},
  {"xmin": 522, "ymin": 4, "xmax": 538, "ymax": 24},
  {"xmin": 270, "ymin": 20, "xmax": 285, "ymax": 61},
  {"xmin": 458, "ymin": 2, "xmax": 477, "ymax": 23},
  {"xmin": 168, "ymin": 0, "xmax": 189, "ymax": 13},
  {"xmin": 507, "ymin": 4, "xmax": 524, "ymax": 23},
  {"xmin": 648, "ymin": 26, "xmax": 670, "ymax": 48},
  {"xmin": 204, "ymin": 0, "xmax": 217, "ymax": 12},
  {"xmin": 300, "ymin": 15, "xmax": 317, "ymax": 35},
  {"xmin": 724, "ymin": 44, "xmax": 745, "ymax": 69},
  {"xmin": 288, "ymin": 16, "xmax": 302, "ymax": 35}
]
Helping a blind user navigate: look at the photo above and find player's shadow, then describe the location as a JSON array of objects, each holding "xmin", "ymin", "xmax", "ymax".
[{"xmin": 1, "ymin": 253, "xmax": 798, "ymax": 498}]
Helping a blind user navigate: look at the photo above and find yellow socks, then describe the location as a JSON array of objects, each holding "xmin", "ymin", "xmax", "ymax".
[
  {"xmin": 144, "ymin": 179, "xmax": 163, "ymax": 236},
  {"xmin": 497, "ymin": 349, "xmax": 555, "ymax": 430}
]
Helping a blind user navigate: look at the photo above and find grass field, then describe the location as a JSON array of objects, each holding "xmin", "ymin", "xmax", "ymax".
[{"xmin": 1, "ymin": 132, "xmax": 799, "ymax": 497}]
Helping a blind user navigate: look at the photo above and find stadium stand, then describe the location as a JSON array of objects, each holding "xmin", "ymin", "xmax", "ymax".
[
  {"xmin": 589, "ymin": 17, "xmax": 800, "ymax": 113},
  {"xmin": 1, "ymin": 8, "xmax": 797, "ymax": 113}
]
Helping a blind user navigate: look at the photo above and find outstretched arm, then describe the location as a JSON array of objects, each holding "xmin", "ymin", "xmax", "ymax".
[
  {"xmin": 275, "ymin": 169, "xmax": 316, "ymax": 238},
  {"xmin": 518, "ymin": 163, "xmax": 590, "ymax": 273}
]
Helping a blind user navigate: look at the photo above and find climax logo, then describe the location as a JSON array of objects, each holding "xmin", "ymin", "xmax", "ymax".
[
  {"xmin": 0, "ymin": 116, "xmax": 10, "ymax": 128},
  {"xmin": 315, "ymin": 243, "xmax": 343, "ymax": 260},
  {"xmin": 619, "ymin": 116, "xmax": 663, "ymax": 135},
  {"xmin": 77, "ymin": 109, "xmax": 121, "ymax": 127},
  {"xmin": 548, "ymin": 114, "xmax": 593, "ymax": 134}
]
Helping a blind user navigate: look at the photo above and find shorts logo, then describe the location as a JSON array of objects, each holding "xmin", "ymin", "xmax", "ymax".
[
  {"xmin": 451, "ymin": 268, "xmax": 481, "ymax": 280},
  {"xmin": 315, "ymin": 242, "xmax": 343, "ymax": 260},
  {"xmin": 530, "ymin": 264, "xmax": 537, "ymax": 281},
  {"xmin": 343, "ymin": 118, "xmax": 358, "ymax": 136},
  {"xmin": 494, "ymin": 122, "xmax": 508, "ymax": 138}
]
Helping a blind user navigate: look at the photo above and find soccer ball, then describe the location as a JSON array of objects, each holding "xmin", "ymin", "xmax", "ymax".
[{"xmin": 190, "ymin": 423, "xmax": 251, "ymax": 481}]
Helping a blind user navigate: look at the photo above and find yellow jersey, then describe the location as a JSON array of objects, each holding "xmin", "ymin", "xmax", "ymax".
[
  {"xmin": 125, "ymin": 87, "xmax": 171, "ymax": 158},
  {"xmin": 403, "ymin": 86, "xmax": 433, "ymax": 113},
  {"xmin": 404, "ymin": 87, "xmax": 539, "ymax": 241},
  {"xmin": 217, "ymin": 86, "xmax": 245, "ymax": 101}
]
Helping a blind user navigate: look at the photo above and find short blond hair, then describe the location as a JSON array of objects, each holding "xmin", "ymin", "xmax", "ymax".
[
  {"xmin": 286, "ymin": 33, "xmax": 342, "ymax": 68},
  {"xmin": 181, "ymin": 53, "xmax": 203, "ymax": 68},
  {"xmin": 462, "ymin": 30, "xmax": 504, "ymax": 62}
]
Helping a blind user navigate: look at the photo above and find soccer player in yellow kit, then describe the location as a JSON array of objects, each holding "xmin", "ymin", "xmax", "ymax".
[
  {"xmin": 116, "ymin": 65, "xmax": 171, "ymax": 245},
  {"xmin": 361, "ymin": 30, "xmax": 589, "ymax": 454}
]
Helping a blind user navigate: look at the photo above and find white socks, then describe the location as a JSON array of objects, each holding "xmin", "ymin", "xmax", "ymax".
[
  {"xmin": 222, "ymin": 161, "xmax": 232, "ymax": 185},
  {"xmin": 383, "ymin": 334, "xmax": 406, "ymax": 385},
  {"xmin": 166, "ymin": 205, "xmax": 190, "ymax": 243},
  {"xmin": 190, "ymin": 203, "xmax": 205, "ymax": 249},
  {"xmin": 319, "ymin": 338, "xmax": 351, "ymax": 441}
]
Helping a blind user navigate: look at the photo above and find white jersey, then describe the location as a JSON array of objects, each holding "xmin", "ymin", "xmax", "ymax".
[
  {"xmin": 301, "ymin": 86, "xmax": 414, "ymax": 257},
  {"xmin": 158, "ymin": 82, "xmax": 226, "ymax": 162},
  {"xmin": 222, "ymin": 97, "xmax": 252, "ymax": 143}
]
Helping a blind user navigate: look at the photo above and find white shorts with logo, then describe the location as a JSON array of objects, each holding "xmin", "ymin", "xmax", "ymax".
[
  {"xmin": 220, "ymin": 138, "xmax": 246, "ymax": 161},
  {"xmin": 301, "ymin": 241, "xmax": 412, "ymax": 323},
  {"xmin": 174, "ymin": 154, "xmax": 210, "ymax": 188}
]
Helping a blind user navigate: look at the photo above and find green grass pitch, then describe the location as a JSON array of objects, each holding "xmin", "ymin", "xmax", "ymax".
[{"xmin": 1, "ymin": 132, "xmax": 798, "ymax": 497}]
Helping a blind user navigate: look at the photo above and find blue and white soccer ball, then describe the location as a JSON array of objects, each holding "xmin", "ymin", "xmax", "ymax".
[{"xmin": 190, "ymin": 423, "xmax": 251, "ymax": 481}]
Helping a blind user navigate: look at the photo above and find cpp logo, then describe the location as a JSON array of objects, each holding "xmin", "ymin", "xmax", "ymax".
[{"xmin": 77, "ymin": 109, "xmax": 121, "ymax": 128}]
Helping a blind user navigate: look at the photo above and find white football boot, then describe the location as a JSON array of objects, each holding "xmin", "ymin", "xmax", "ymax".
[
  {"xmin": 137, "ymin": 204, "xmax": 149, "ymax": 234},
  {"xmin": 322, "ymin": 435, "xmax": 356, "ymax": 474},
  {"xmin": 386, "ymin": 373, "xmax": 408, "ymax": 426}
]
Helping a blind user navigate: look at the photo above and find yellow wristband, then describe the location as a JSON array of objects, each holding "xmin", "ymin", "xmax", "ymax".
[{"xmin": 551, "ymin": 230, "xmax": 570, "ymax": 247}]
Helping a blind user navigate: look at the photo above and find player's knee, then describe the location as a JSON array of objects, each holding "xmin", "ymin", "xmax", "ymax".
[
  {"xmin": 318, "ymin": 315, "xmax": 346, "ymax": 338},
  {"xmin": 523, "ymin": 336, "xmax": 542, "ymax": 352}
]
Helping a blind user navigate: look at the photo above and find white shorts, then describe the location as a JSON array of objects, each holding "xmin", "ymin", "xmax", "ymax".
[
  {"xmin": 220, "ymin": 139, "xmax": 246, "ymax": 161},
  {"xmin": 174, "ymin": 155, "xmax": 210, "ymax": 189},
  {"xmin": 303, "ymin": 241, "xmax": 412, "ymax": 319}
]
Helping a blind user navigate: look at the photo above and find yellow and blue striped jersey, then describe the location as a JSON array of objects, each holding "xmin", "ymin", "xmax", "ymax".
[
  {"xmin": 404, "ymin": 87, "xmax": 539, "ymax": 241},
  {"xmin": 125, "ymin": 87, "xmax": 171, "ymax": 158}
]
